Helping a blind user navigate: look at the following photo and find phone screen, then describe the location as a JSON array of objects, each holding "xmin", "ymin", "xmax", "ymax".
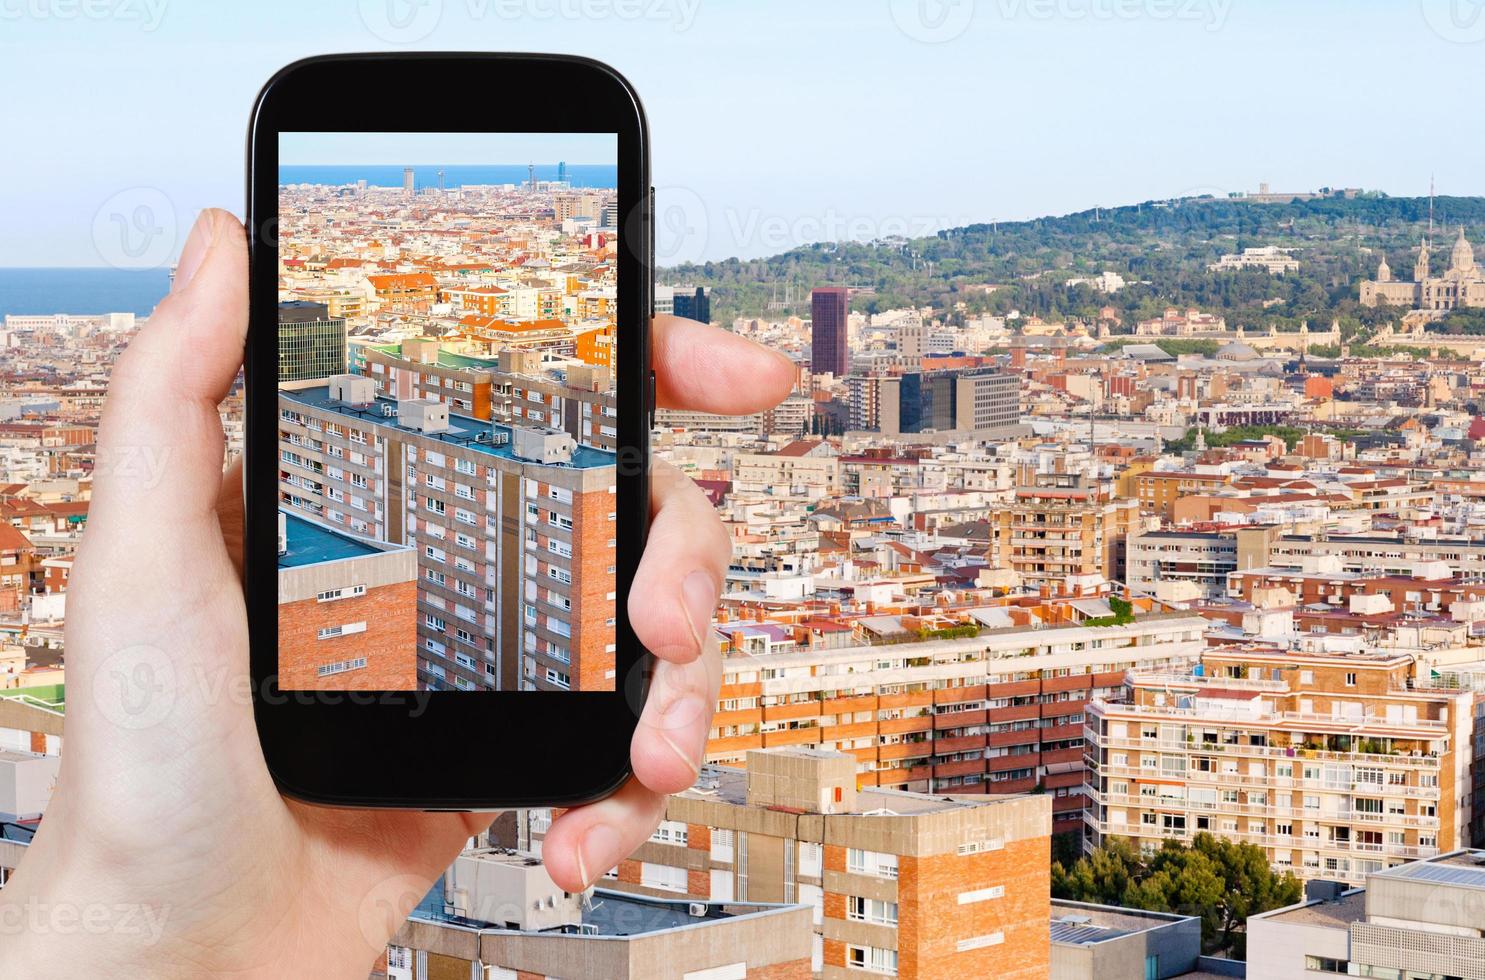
[{"xmin": 274, "ymin": 133, "xmax": 619, "ymax": 694}]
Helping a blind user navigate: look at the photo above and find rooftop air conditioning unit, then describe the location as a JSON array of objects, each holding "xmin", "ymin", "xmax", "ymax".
[{"xmin": 688, "ymin": 903, "xmax": 708, "ymax": 917}]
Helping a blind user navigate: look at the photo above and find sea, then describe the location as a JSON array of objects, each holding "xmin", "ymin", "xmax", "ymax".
[
  {"xmin": 0, "ymin": 268, "xmax": 170, "ymax": 318},
  {"xmin": 0, "ymin": 165, "xmax": 618, "ymax": 318},
  {"xmin": 278, "ymin": 164, "xmax": 618, "ymax": 190}
]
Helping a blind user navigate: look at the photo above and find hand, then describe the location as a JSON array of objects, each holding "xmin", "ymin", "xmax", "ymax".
[{"xmin": 0, "ymin": 209, "xmax": 795, "ymax": 979}]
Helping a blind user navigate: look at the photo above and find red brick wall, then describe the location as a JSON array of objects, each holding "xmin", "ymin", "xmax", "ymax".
[
  {"xmin": 748, "ymin": 960, "xmax": 813, "ymax": 979},
  {"xmin": 568, "ymin": 485, "xmax": 617, "ymax": 691},
  {"xmin": 278, "ymin": 580, "xmax": 417, "ymax": 690},
  {"xmin": 617, "ymin": 858, "xmax": 641, "ymax": 885},
  {"xmin": 897, "ymin": 836, "xmax": 1050, "ymax": 980}
]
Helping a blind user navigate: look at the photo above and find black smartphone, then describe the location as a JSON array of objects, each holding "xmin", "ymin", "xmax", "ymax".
[{"xmin": 245, "ymin": 54, "xmax": 652, "ymax": 809}]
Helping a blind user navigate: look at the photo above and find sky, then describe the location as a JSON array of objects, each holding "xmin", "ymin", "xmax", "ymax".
[
  {"xmin": 2, "ymin": 0, "xmax": 1483, "ymax": 267},
  {"xmin": 279, "ymin": 132, "xmax": 616, "ymax": 166}
]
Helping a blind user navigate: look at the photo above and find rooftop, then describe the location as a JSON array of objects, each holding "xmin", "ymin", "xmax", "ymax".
[
  {"xmin": 277, "ymin": 512, "xmax": 384, "ymax": 569},
  {"xmin": 281, "ymin": 386, "xmax": 615, "ymax": 469},
  {"xmin": 682, "ymin": 762, "xmax": 1035, "ymax": 817},
  {"xmin": 411, "ymin": 881, "xmax": 795, "ymax": 938},
  {"xmin": 1050, "ymin": 900, "xmax": 1197, "ymax": 945},
  {"xmin": 1373, "ymin": 848, "xmax": 1485, "ymax": 890},
  {"xmin": 1258, "ymin": 889, "xmax": 1366, "ymax": 928}
]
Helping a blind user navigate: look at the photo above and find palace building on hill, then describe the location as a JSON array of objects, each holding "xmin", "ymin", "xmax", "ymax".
[{"xmin": 1360, "ymin": 227, "xmax": 1485, "ymax": 310}]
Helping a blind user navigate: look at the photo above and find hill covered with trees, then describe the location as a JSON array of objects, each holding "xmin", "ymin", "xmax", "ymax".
[{"xmin": 662, "ymin": 193, "xmax": 1485, "ymax": 335}]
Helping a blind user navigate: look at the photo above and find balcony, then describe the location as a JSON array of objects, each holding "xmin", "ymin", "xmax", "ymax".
[
  {"xmin": 932, "ymin": 733, "xmax": 988, "ymax": 756},
  {"xmin": 878, "ymin": 715, "xmax": 933, "ymax": 736},
  {"xmin": 988, "ymin": 728, "xmax": 1042, "ymax": 749},
  {"xmin": 933, "ymin": 759, "xmax": 987, "ymax": 780},
  {"xmin": 1043, "ymin": 674, "xmax": 1095, "ymax": 695},
  {"xmin": 987, "ymin": 752, "xmax": 1039, "ymax": 773},
  {"xmin": 988, "ymin": 703, "xmax": 1041, "ymax": 724},
  {"xmin": 934, "ymin": 708, "xmax": 987, "ymax": 731}
]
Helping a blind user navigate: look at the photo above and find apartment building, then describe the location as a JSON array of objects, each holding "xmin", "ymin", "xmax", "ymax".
[
  {"xmin": 1129, "ymin": 471, "xmax": 1234, "ymax": 521},
  {"xmin": 364, "ymin": 342, "xmax": 619, "ymax": 450},
  {"xmin": 986, "ymin": 473, "xmax": 1139, "ymax": 589},
  {"xmin": 383, "ymin": 847, "xmax": 813, "ymax": 980},
  {"xmin": 1267, "ymin": 532, "xmax": 1485, "ymax": 578},
  {"xmin": 705, "ymin": 610, "xmax": 1207, "ymax": 837},
  {"xmin": 1247, "ymin": 850, "xmax": 1485, "ymax": 980},
  {"xmin": 276, "ymin": 510, "xmax": 418, "ymax": 690},
  {"xmin": 1126, "ymin": 526, "xmax": 1277, "ymax": 602},
  {"xmin": 278, "ymin": 375, "xmax": 617, "ymax": 692},
  {"xmin": 570, "ymin": 748, "xmax": 1052, "ymax": 980},
  {"xmin": 1084, "ymin": 648, "xmax": 1476, "ymax": 885}
]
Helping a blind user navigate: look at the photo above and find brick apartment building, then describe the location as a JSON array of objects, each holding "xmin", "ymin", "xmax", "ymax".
[
  {"xmin": 701, "ymin": 610, "xmax": 1206, "ymax": 839},
  {"xmin": 277, "ymin": 374, "xmax": 617, "ymax": 692},
  {"xmin": 528, "ymin": 748, "xmax": 1052, "ymax": 979},
  {"xmin": 1084, "ymin": 647, "xmax": 1477, "ymax": 885},
  {"xmin": 276, "ymin": 511, "xmax": 418, "ymax": 690}
]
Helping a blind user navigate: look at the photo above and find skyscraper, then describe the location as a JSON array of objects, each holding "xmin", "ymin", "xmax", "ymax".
[
  {"xmin": 671, "ymin": 285, "xmax": 711, "ymax": 324},
  {"xmin": 810, "ymin": 286, "xmax": 849, "ymax": 377},
  {"xmin": 277, "ymin": 301, "xmax": 346, "ymax": 382},
  {"xmin": 402, "ymin": 166, "xmax": 414, "ymax": 196}
]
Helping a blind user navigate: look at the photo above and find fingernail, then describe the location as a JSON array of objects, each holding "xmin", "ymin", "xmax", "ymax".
[
  {"xmin": 173, "ymin": 211, "xmax": 217, "ymax": 292},
  {"xmin": 681, "ymin": 570, "xmax": 718, "ymax": 655},
  {"xmin": 579, "ymin": 823, "xmax": 623, "ymax": 889}
]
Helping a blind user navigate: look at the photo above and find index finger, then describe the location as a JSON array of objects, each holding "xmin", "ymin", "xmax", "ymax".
[{"xmin": 652, "ymin": 314, "xmax": 795, "ymax": 415}]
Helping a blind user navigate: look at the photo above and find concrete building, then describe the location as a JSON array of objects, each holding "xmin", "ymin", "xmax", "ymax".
[
  {"xmin": 382, "ymin": 847, "xmax": 813, "ymax": 980},
  {"xmin": 276, "ymin": 511, "xmax": 419, "ymax": 690},
  {"xmin": 1084, "ymin": 648, "xmax": 1476, "ymax": 885},
  {"xmin": 705, "ymin": 612, "xmax": 1207, "ymax": 836},
  {"xmin": 557, "ymin": 748, "xmax": 1053, "ymax": 979},
  {"xmin": 874, "ymin": 369, "xmax": 1020, "ymax": 436},
  {"xmin": 1126, "ymin": 527, "xmax": 1277, "ymax": 602},
  {"xmin": 277, "ymin": 378, "xmax": 618, "ymax": 692},
  {"xmin": 1050, "ymin": 901, "xmax": 1202, "ymax": 980},
  {"xmin": 1247, "ymin": 850, "xmax": 1485, "ymax": 980}
]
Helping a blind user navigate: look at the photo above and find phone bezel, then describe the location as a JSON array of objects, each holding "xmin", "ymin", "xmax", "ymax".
[{"xmin": 246, "ymin": 53, "xmax": 651, "ymax": 809}]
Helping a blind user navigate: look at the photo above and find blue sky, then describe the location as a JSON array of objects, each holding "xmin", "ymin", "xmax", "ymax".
[
  {"xmin": 2, "ymin": 0, "xmax": 1483, "ymax": 266},
  {"xmin": 279, "ymin": 132, "xmax": 616, "ymax": 165}
]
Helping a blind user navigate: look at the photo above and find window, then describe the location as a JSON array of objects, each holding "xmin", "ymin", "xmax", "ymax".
[
  {"xmin": 317, "ymin": 622, "xmax": 366, "ymax": 640},
  {"xmin": 650, "ymin": 821, "xmax": 689, "ymax": 846},
  {"xmin": 798, "ymin": 841, "xmax": 822, "ymax": 878},
  {"xmin": 847, "ymin": 895, "xmax": 898, "ymax": 925},
  {"xmin": 316, "ymin": 657, "xmax": 367, "ymax": 677},
  {"xmin": 1345, "ymin": 672, "xmax": 1357, "ymax": 687},
  {"xmin": 956, "ymin": 932, "xmax": 1004, "ymax": 952},
  {"xmin": 846, "ymin": 848, "xmax": 897, "ymax": 879},
  {"xmin": 846, "ymin": 945, "xmax": 897, "ymax": 975},
  {"xmin": 316, "ymin": 584, "xmax": 366, "ymax": 602},
  {"xmin": 640, "ymin": 862, "xmax": 687, "ymax": 893},
  {"xmin": 710, "ymin": 829, "xmax": 734, "ymax": 863},
  {"xmin": 957, "ymin": 885, "xmax": 1005, "ymax": 904}
]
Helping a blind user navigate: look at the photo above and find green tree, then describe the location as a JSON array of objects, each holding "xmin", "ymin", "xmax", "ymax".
[{"xmin": 1053, "ymin": 834, "xmax": 1301, "ymax": 957}]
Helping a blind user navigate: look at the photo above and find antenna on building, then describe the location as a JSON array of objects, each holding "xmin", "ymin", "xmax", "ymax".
[{"xmin": 1429, "ymin": 174, "xmax": 1435, "ymax": 245}]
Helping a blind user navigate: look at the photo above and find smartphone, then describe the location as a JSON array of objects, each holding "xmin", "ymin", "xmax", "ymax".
[{"xmin": 245, "ymin": 54, "xmax": 652, "ymax": 809}]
